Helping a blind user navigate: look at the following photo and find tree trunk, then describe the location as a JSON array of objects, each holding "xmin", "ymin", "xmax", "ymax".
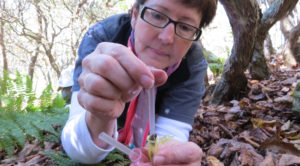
[
  {"xmin": 44, "ymin": 49, "xmax": 61, "ymax": 77},
  {"xmin": 284, "ymin": 21, "xmax": 300, "ymax": 65},
  {"xmin": 280, "ymin": 18, "xmax": 290, "ymax": 40},
  {"xmin": 210, "ymin": 0, "xmax": 260, "ymax": 104},
  {"xmin": 249, "ymin": 0, "xmax": 299, "ymax": 80},
  {"xmin": 264, "ymin": 33, "xmax": 275, "ymax": 59},
  {"xmin": 28, "ymin": 47, "xmax": 39, "ymax": 79},
  {"xmin": 0, "ymin": 18, "xmax": 8, "ymax": 96},
  {"xmin": 0, "ymin": 19, "xmax": 8, "ymax": 74}
]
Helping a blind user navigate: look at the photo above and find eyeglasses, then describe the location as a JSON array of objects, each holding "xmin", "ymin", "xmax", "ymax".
[{"xmin": 139, "ymin": 5, "xmax": 202, "ymax": 41}]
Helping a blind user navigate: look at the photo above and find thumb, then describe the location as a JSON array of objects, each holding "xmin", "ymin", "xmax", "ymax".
[
  {"xmin": 150, "ymin": 67, "xmax": 168, "ymax": 87},
  {"xmin": 153, "ymin": 141, "xmax": 203, "ymax": 165}
]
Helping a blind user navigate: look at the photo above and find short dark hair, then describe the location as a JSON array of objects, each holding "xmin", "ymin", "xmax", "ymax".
[{"xmin": 133, "ymin": 0, "xmax": 218, "ymax": 28}]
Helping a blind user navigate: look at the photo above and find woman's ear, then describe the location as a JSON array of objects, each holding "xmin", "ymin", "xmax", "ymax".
[{"xmin": 131, "ymin": 6, "xmax": 138, "ymax": 29}]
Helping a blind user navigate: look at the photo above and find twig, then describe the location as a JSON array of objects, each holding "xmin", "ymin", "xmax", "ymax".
[
  {"xmin": 240, "ymin": 136, "xmax": 260, "ymax": 148},
  {"xmin": 218, "ymin": 124, "xmax": 234, "ymax": 138}
]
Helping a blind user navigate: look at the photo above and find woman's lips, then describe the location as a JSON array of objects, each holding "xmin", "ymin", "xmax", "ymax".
[{"xmin": 150, "ymin": 47, "xmax": 169, "ymax": 57}]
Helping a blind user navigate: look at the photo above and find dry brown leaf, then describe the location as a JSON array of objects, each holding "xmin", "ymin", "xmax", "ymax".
[
  {"xmin": 282, "ymin": 86, "xmax": 290, "ymax": 93},
  {"xmin": 280, "ymin": 120, "xmax": 291, "ymax": 131},
  {"xmin": 18, "ymin": 140, "xmax": 40, "ymax": 160},
  {"xmin": 228, "ymin": 106, "xmax": 242, "ymax": 114},
  {"xmin": 249, "ymin": 93, "xmax": 265, "ymax": 101},
  {"xmin": 238, "ymin": 98, "xmax": 251, "ymax": 108},
  {"xmin": 23, "ymin": 153, "xmax": 47, "ymax": 165},
  {"xmin": 251, "ymin": 118, "xmax": 282, "ymax": 129},
  {"xmin": 250, "ymin": 80, "xmax": 260, "ymax": 84},
  {"xmin": 281, "ymin": 77, "xmax": 297, "ymax": 86},
  {"xmin": 240, "ymin": 148, "xmax": 254, "ymax": 166},
  {"xmin": 290, "ymin": 139, "xmax": 300, "ymax": 144},
  {"xmin": 260, "ymin": 136, "xmax": 300, "ymax": 156},
  {"xmin": 230, "ymin": 100, "xmax": 239, "ymax": 107},
  {"xmin": 278, "ymin": 154, "xmax": 300, "ymax": 166},
  {"xmin": 274, "ymin": 95, "xmax": 293, "ymax": 103},
  {"xmin": 240, "ymin": 148, "xmax": 264, "ymax": 165},
  {"xmin": 207, "ymin": 156, "xmax": 224, "ymax": 166},
  {"xmin": 249, "ymin": 128, "xmax": 269, "ymax": 143},
  {"xmin": 207, "ymin": 144, "xmax": 224, "ymax": 157},
  {"xmin": 224, "ymin": 113, "xmax": 236, "ymax": 121},
  {"xmin": 44, "ymin": 142, "xmax": 55, "ymax": 153},
  {"xmin": 216, "ymin": 105, "xmax": 229, "ymax": 113},
  {"xmin": 229, "ymin": 153, "xmax": 240, "ymax": 166},
  {"xmin": 258, "ymin": 152, "xmax": 276, "ymax": 166}
]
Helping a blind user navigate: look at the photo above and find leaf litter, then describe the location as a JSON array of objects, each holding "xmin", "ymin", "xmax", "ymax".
[{"xmin": 190, "ymin": 56, "xmax": 300, "ymax": 166}]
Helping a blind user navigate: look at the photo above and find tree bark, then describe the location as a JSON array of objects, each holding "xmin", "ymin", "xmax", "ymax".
[
  {"xmin": 0, "ymin": 19, "xmax": 8, "ymax": 74},
  {"xmin": 0, "ymin": 18, "xmax": 8, "ymax": 97},
  {"xmin": 264, "ymin": 33, "xmax": 275, "ymax": 59},
  {"xmin": 28, "ymin": 47, "xmax": 40, "ymax": 79},
  {"xmin": 249, "ymin": 0, "xmax": 299, "ymax": 80},
  {"xmin": 210, "ymin": 0, "xmax": 260, "ymax": 104},
  {"xmin": 44, "ymin": 49, "xmax": 61, "ymax": 77},
  {"xmin": 283, "ymin": 21, "xmax": 300, "ymax": 65}
]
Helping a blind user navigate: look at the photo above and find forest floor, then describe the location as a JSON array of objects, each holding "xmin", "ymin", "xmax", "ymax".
[{"xmin": 190, "ymin": 54, "xmax": 300, "ymax": 166}]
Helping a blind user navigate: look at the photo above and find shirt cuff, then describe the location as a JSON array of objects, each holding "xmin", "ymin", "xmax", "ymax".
[
  {"xmin": 155, "ymin": 115, "xmax": 192, "ymax": 142},
  {"xmin": 61, "ymin": 111, "xmax": 118, "ymax": 164}
]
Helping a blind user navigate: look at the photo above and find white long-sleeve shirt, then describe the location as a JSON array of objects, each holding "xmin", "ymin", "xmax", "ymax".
[{"xmin": 61, "ymin": 92, "xmax": 192, "ymax": 164}]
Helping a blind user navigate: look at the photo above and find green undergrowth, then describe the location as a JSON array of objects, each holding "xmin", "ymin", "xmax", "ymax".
[
  {"xmin": 0, "ymin": 72, "xmax": 130, "ymax": 165},
  {"xmin": 203, "ymin": 49, "xmax": 225, "ymax": 77},
  {"xmin": 47, "ymin": 149, "xmax": 131, "ymax": 166},
  {"xmin": 0, "ymin": 71, "xmax": 68, "ymax": 156}
]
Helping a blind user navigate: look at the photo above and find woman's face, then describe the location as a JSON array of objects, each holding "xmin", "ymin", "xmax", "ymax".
[{"xmin": 131, "ymin": 0, "xmax": 202, "ymax": 69}]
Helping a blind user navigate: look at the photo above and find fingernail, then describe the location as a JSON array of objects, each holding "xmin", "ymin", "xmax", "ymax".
[
  {"xmin": 128, "ymin": 86, "xmax": 139, "ymax": 96},
  {"xmin": 153, "ymin": 156, "xmax": 165, "ymax": 165},
  {"xmin": 155, "ymin": 75, "xmax": 166, "ymax": 85},
  {"xmin": 140, "ymin": 75, "xmax": 154, "ymax": 88}
]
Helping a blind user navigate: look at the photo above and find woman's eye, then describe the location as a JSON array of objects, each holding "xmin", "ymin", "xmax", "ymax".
[
  {"xmin": 151, "ymin": 12, "xmax": 164, "ymax": 20},
  {"xmin": 178, "ymin": 24, "xmax": 194, "ymax": 32}
]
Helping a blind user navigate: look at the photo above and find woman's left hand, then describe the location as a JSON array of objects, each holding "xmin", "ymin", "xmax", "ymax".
[{"xmin": 130, "ymin": 140, "xmax": 203, "ymax": 166}]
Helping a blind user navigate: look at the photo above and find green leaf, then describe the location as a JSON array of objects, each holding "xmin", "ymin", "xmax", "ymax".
[{"xmin": 52, "ymin": 94, "xmax": 65, "ymax": 109}]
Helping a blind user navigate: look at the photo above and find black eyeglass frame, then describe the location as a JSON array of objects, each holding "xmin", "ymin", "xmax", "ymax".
[{"xmin": 139, "ymin": 5, "xmax": 202, "ymax": 41}]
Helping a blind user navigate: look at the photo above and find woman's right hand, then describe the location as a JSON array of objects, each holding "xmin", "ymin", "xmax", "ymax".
[
  {"xmin": 77, "ymin": 42, "xmax": 167, "ymax": 147},
  {"xmin": 78, "ymin": 42, "xmax": 167, "ymax": 120}
]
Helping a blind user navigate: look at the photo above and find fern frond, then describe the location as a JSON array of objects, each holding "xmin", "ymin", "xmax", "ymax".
[
  {"xmin": 45, "ymin": 151, "xmax": 80, "ymax": 166},
  {"xmin": 14, "ymin": 113, "xmax": 43, "ymax": 141},
  {"xmin": 0, "ymin": 118, "xmax": 24, "ymax": 155},
  {"xmin": 39, "ymin": 84, "xmax": 54, "ymax": 110}
]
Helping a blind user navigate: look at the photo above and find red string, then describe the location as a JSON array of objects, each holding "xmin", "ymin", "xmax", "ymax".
[{"xmin": 118, "ymin": 97, "xmax": 138, "ymax": 145}]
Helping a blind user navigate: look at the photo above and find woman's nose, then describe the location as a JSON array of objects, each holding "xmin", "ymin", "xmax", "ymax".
[{"xmin": 158, "ymin": 23, "xmax": 175, "ymax": 44}]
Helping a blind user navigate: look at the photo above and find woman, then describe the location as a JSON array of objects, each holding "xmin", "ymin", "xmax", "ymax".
[{"xmin": 61, "ymin": 0, "xmax": 217, "ymax": 165}]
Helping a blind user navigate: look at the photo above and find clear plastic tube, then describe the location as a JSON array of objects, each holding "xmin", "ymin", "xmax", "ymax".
[
  {"xmin": 99, "ymin": 132, "xmax": 147, "ymax": 162},
  {"xmin": 147, "ymin": 88, "xmax": 156, "ymax": 135},
  {"xmin": 99, "ymin": 132, "xmax": 133, "ymax": 155}
]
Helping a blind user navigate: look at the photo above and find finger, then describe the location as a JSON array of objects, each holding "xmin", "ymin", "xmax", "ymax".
[
  {"xmin": 77, "ymin": 89, "xmax": 124, "ymax": 119},
  {"xmin": 78, "ymin": 72, "xmax": 121, "ymax": 100},
  {"xmin": 150, "ymin": 67, "xmax": 168, "ymax": 87},
  {"xmin": 153, "ymin": 141, "xmax": 202, "ymax": 165},
  {"xmin": 122, "ymin": 84, "xmax": 142, "ymax": 102},
  {"xmin": 82, "ymin": 53, "xmax": 136, "ymax": 92},
  {"xmin": 97, "ymin": 42, "xmax": 154, "ymax": 88}
]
